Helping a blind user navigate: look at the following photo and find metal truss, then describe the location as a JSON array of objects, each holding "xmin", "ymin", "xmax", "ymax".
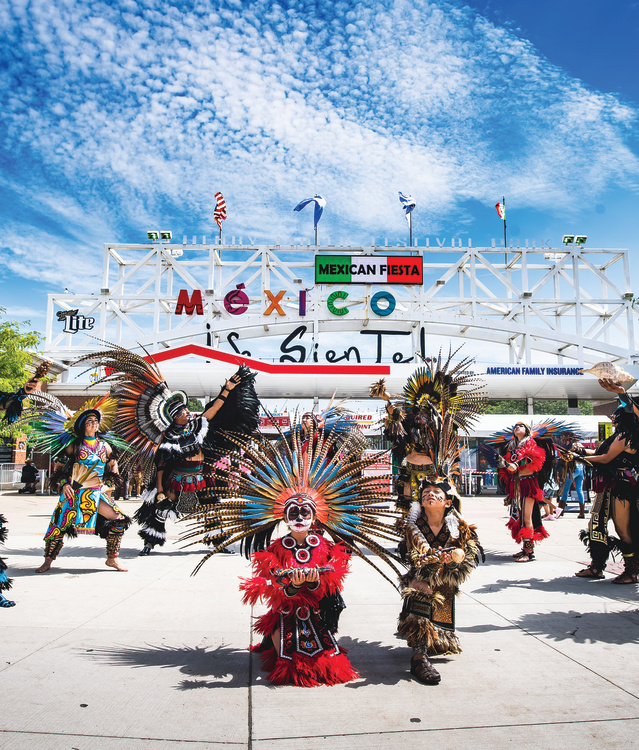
[{"xmin": 44, "ymin": 242, "xmax": 638, "ymax": 365}]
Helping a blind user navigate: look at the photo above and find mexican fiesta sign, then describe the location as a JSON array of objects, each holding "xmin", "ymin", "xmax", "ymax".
[
  {"xmin": 172, "ymin": 254, "xmax": 425, "ymax": 319},
  {"xmin": 314, "ymin": 256, "xmax": 423, "ymax": 284}
]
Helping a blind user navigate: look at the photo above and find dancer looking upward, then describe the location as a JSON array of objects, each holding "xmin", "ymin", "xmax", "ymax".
[
  {"xmin": 486, "ymin": 421, "xmax": 559, "ymax": 563},
  {"xmin": 575, "ymin": 402, "xmax": 639, "ymax": 583},
  {"xmin": 398, "ymin": 481, "xmax": 482, "ymax": 684},
  {"xmin": 73, "ymin": 345, "xmax": 259, "ymax": 556}
]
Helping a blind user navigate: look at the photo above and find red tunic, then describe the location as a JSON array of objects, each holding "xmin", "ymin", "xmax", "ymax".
[{"xmin": 240, "ymin": 535, "xmax": 357, "ymax": 687}]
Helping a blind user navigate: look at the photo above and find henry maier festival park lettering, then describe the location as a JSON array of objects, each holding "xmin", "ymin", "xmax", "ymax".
[{"xmin": 315, "ymin": 256, "xmax": 423, "ymax": 284}]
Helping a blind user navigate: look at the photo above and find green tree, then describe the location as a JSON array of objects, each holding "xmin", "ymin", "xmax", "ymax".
[
  {"xmin": 187, "ymin": 397, "xmax": 204, "ymax": 412},
  {"xmin": 483, "ymin": 398, "xmax": 593, "ymax": 415},
  {"xmin": 483, "ymin": 399, "xmax": 527, "ymax": 415},
  {"xmin": 533, "ymin": 399, "xmax": 593, "ymax": 415},
  {"xmin": 0, "ymin": 309, "xmax": 42, "ymax": 392}
]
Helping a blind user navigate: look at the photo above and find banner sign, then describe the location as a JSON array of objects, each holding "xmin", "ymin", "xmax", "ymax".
[
  {"xmin": 259, "ymin": 414, "xmax": 290, "ymax": 428},
  {"xmin": 315, "ymin": 256, "xmax": 423, "ymax": 285}
]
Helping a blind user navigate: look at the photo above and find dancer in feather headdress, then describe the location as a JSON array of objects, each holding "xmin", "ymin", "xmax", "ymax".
[
  {"xmin": 370, "ymin": 350, "xmax": 485, "ymax": 516},
  {"xmin": 0, "ymin": 515, "xmax": 15, "ymax": 608},
  {"xmin": 292, "ymin": 403, "xmax": 364, "ymax": 459},
  {"xmin": 574, "ymin": 379, "xmax": 639, "ymax": 583},
  {"xmin": 74, "ymin": 345, "xmax": 259, "ymax": 556},
  {"xmin": 370, "ymin": 350, "xmax": 485, "ymax": 685},
  {"xmin": 181, "ymin": 417, "xmax": 403, "ymax": 687},
  {"xmin": 485, "ymin": 421, "xmax": 561, "ymax": 562},
  {"xmin": 397, "ymin": 479, "xmax": 483, "ymax": 684},
  {"xmin": 7, "ymin": 390, "xmax": 133, "ymax": 573}
]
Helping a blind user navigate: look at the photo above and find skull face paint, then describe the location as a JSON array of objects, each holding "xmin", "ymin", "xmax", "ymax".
[{"xmin": 285, "ymin": 500, "xmax": 315, "ymax": 534}]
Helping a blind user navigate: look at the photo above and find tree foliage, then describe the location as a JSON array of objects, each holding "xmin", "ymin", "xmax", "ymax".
[
  {"xmin": 483, "ymin": 399, "xmax": 527, "ymax": 415},
  {"xmin": 0, "ymin": 308, "xmax": 42, "ymax": 393},
  {"xmin": 533, "ymin": 399, "xmax": 593, "ymax": 415},
  {"xmin": 484, "ymin": 398, "xmax": 593, "ymax": 415},
  {"xmin": 187, "ymin": 397, "xmax": 204, "ymax": 412}
]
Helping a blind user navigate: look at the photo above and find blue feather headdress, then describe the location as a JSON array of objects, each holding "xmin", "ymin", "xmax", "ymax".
[{"xmin": 181, "ymin": 413, "xmax": 403, "ymax": 584}]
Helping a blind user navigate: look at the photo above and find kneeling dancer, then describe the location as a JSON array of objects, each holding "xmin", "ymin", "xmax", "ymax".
[
  {"xmin": 182, "ymin": 416, "xmax": 402, "ymax": 687},
  {"xmin": 398, "ymin": 481, "xmax": 482, "ymax": 684}
]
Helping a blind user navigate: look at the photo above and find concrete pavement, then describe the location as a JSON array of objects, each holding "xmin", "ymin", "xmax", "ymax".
[{"xmin": 0, "ymin": 490, "xmax": 638, "ymax": 749}]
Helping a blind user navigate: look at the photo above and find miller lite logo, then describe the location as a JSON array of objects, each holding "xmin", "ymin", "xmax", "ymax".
[{"xmin": 56, "ymin": 309, "xmax": 95, "ymax": 334}]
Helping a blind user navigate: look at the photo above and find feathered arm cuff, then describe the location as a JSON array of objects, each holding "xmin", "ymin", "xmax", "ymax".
[
  {"xmin": 406, "ymin": 521, "xmax": 483, "ymax": 590},
  {"xmin": 405, "ymin": 522, "xmax": 431, "ymax": 558},
  {"xmin": 50, "ymin": 457, "xmax": 73, "ymax": 493}
]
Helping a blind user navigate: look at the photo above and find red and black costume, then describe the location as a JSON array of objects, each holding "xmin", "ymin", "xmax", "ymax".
[
  {"xmin": 500, "ymin": 436, "xmax": 549, "ymax": 545},
  {"xmin": 183, "ymin": 413, "xmax": 402, "ymax": 688},
  {"xmin": 241, "ymin": 534, "xmax": 357, "ymax": 687},
  {"xmin": 580, "ymin": 400, "xmax": 639, "ymax": 579}
]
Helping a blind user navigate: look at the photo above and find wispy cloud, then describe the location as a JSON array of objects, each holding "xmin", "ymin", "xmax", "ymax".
[{"xmin": 0, "ymin": 0, "xmax": 637, "ymax": 289}]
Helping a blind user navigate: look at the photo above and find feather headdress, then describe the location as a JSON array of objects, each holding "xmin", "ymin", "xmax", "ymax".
[
  {"xmin": 485, "ymin": 419, "xmax": 582, "ymax": 448},
  {"xmin": 8, "ymin": 391, "xmax": 128, "ymax": 456},
  {"xmin": 74, "ymin": 343, "xmax": 259, "ymax": 477},
  {"xmin": 74, "ymin": 344, "xmax": 173, "ymax": 455},
  {"xmin": 370, "ymin": 348, "xmax": 486, "ymax": 488},
  {"xmin": 181, "ymin": 413, "xmax": 404, "ymax": 584}
]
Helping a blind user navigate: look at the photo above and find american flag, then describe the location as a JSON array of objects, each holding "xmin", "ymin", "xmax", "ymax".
[
  {"xmin": 214, "ymin": 192, "xmax": 227, "ymax": 229},
  {"xmin": 495, "ymin": 201, "xmax": 505, "ymax": 220}
]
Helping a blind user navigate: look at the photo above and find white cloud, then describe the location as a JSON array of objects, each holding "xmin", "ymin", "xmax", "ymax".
[{"xmin": 0, "ymin": 0, "xmax": 637, "ymax": 261}]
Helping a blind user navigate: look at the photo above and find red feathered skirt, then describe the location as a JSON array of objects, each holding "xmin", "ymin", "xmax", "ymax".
[
  {"xmin": 505, "ymin": 475, "xmax": 549, "ymax": 544},
  {"xmin": 251, "ymin": 607, "xmax": 357, "ymax": 687}
]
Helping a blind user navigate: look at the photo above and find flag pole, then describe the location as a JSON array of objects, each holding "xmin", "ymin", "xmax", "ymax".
[
  {"xmin": 219, "ymin": 224, "xmax": 222, "ymax": 244},
  {"xmin": 502, "ymin": 195, "xmax": 507, "ymax": 249},
  {"xmin": 315, "ymin": 223, "xmax": 318, "ymax": 247},
  {"xmin": 409, "ymin": 211, "xmax": 413, "ymax": 247}
]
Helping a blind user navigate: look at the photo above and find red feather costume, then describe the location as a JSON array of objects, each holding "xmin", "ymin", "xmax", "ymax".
[
  {"xmin": 240, "ymin": 535, "xmax": 358, "ymax": 687},
  {"xmin": 499, "ymin": 437, "xmax": 549, "ymax": 543}
]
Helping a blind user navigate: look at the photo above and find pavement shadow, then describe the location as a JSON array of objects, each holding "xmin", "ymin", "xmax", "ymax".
[
  {"xmin": 81, "ymin": 642, "xmax": 249, "ymax": 689},
  {"xmin": 469, "ymin": 575, "xmax": 639, "ymax": 603},
  {"xmin": 337, "ymin": 636, "xmax": 416, "ymax": 687},
  {"xmin": 5, "ymin": 545, "xmax": 150, "ymax": 577},
  {"xmin": 514, "ymin": 608, "xmax": 639, "ymax": 645}
]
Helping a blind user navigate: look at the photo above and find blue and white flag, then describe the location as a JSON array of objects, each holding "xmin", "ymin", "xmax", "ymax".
[
  {"xmin": 398, "ymin": 192, "xmax": 416, "ymax": 218},
  {"xmin": 293, "ymin": 194, "xmax": 326, "ymax": 228}
]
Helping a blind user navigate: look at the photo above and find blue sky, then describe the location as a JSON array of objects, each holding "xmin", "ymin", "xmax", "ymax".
[{"xmin": 1, "ymin": 0, "xmax": 638, "ymax": 334}]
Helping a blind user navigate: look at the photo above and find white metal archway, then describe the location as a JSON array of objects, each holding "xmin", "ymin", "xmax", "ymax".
[{"xmin": 45, "ymin": 241, "xmax": 638, "ymax": 368}]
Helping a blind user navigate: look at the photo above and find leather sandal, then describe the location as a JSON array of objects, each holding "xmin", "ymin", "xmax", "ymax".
[
  {"xmin": 514, "ymin": 551, "xmax": 535, "ymax": 562},
  {"xmin": 611, "ymin": 572, "xmax": 638, "ymax": 584},
  {"xmin": 575, "ymin": 566, "xmax": 604, "ymax": 579},
  {"xmin": 410, "ymin": 655, "xmax": 441, "ymax": 685}
]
